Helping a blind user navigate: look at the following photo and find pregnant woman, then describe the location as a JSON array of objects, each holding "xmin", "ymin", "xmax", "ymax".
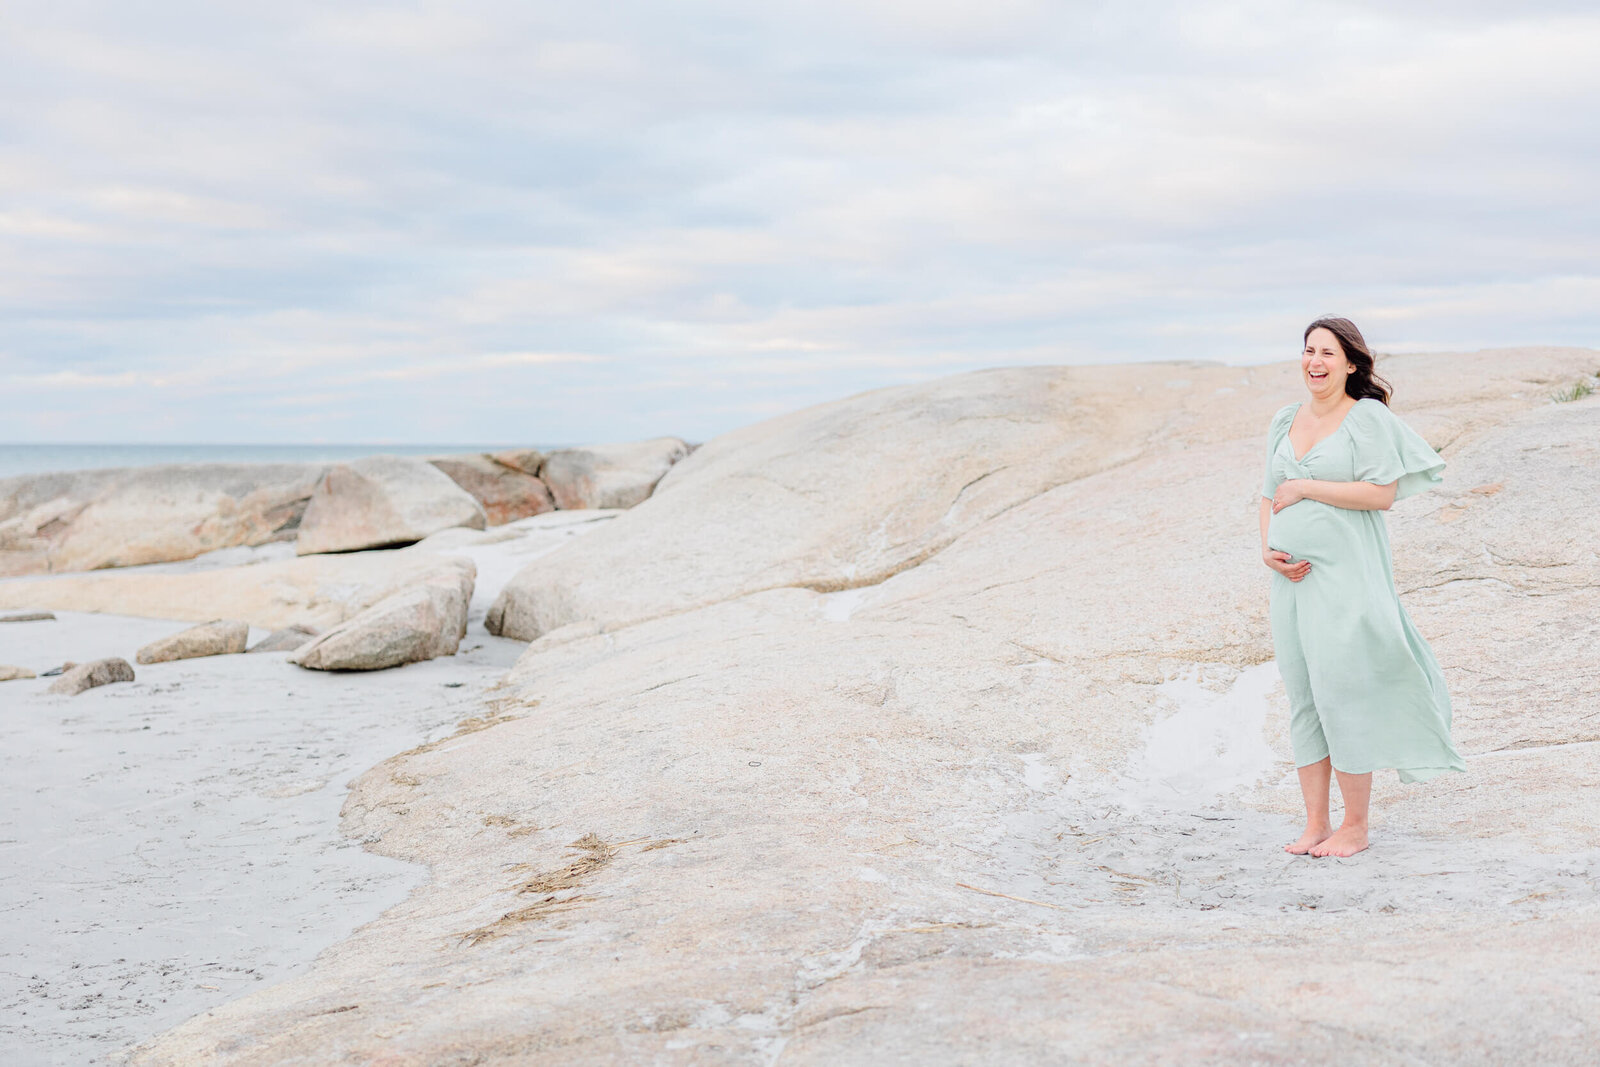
[{"xmin": 1260, "ymin": 316, "xmax": 1465, "ymax": 858}]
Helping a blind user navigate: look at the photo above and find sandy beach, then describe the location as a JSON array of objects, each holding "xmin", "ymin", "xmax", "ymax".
[{"xmin": 0, "ymin": 513, "xmax": 613, "ymax": 1065}]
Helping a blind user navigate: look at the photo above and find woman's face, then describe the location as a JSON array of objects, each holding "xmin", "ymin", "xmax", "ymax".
[{"xmin": 1302, "ymin": 327, "xmax": 1356, "ymax": 402}]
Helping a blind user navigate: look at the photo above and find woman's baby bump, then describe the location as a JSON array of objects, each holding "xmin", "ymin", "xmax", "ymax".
[{"xmin": 1267, "ymin": 499, "xmax": 1346, "ymax": 566}]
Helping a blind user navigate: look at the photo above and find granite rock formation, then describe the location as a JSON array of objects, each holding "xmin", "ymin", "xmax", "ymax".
[
  {"xmin": 539, "ymin": 437, "xmax": 691, "ymax": 511},
  {"xmin": 427, "ymin": 455, "xmax": 555, "ymax": 526},
  {"xmin": 0, "ymin": 463, "xmax": 324, "ymax": 578},
  {"xmin": 295, "ymin": 456, "xmax": 487, "ymax": 556},
  {"xmin": 288, "ymin": 557, "xmax": 474, "ymax": 671}
]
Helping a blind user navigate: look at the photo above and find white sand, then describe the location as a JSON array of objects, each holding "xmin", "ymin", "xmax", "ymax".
[{"xmin": 0, "ymin": 513, "xmax": 611, "ymax": 1066}]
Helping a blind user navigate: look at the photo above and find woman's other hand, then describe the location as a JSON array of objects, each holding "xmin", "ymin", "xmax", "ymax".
[
  {"xmin": 1272, "ymin": 480, "xmax": 1307, "ymax": 513},
  {"xmin": 1264, "ymin": 550, "xmax": 1310, "ymax": 582}
]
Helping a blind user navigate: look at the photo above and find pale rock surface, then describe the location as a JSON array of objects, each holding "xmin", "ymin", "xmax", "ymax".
[
  {"xmin": 489, "ymin": 350, "xmax": 1598, "ymax": 641},
  {"xmin": 246, "ymin": 624, "xmax": 319, "ymax": 653},
  {"xmin": 125, "ymin": 350, "xmax": 1600, "ymax": 1065},
  {"xmin": 428, "ymin": 454, "xmax": 556, "ymax": 526},
  {"xmin": 47, "ymin": 657, "xmax": 135, "ymax": 696},
  {"xmin": 135, "ymin": 620, "xmax": 250, "ymax": 664},
  {"xmin": 538, "ymin": 436, "xmax": 690, "ymax": 511},
  {"xmin": 295, "ymin": 456, "xmax": 486, "ymax": 556},
  {"xmin": 1379, "ymin": 396, "xmax": 1600, "ymax": 763},
  {"xmin": 0, "ymin": 544, "xmax": 478, "ymax": 632},
  {"xmin": 0, "ymin": 464, "xmax": 324, "ymax": 577},
  {"xmin": 289, "ymin": 557, "xmax": 474, "ymax": 671},
  {"xmin": 0, "ymin": 665, "xmax": 35, "ymax": 681}
]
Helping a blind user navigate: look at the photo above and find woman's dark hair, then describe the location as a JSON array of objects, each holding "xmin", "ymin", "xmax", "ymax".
[{"xmin": 1304, "ymin": 316, "xmax": 1391, "ymax": 405}]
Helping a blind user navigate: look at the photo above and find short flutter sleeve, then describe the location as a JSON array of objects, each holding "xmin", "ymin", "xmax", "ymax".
[
  {"xmin": 1261, "ymin": 403, "xmax": 1297, "ymax": 499},
  {"xmin": 1347, "ymin": 398, "xmax": 1445, "ymax": 500}
]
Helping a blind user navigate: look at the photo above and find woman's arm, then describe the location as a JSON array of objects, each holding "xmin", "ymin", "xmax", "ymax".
[{"xmin": 1272, "ymin": 478, "xmax": 1398, "ymax": 512}]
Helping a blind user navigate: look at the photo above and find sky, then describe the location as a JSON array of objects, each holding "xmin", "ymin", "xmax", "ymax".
[{"xmin": 2, "ymin": 1, "xmax": 1597, "ymax": 445}]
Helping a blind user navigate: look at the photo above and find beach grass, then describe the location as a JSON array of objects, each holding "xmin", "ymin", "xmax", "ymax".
[{"xmin": 1551, "ymin": 379, "xmax": 1595, "ymax": 402}]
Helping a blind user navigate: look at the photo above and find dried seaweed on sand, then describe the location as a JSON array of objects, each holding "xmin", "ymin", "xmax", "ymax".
[{"xmin": 456, "ymin": 833, "xmax": 631, "ymax": 946}]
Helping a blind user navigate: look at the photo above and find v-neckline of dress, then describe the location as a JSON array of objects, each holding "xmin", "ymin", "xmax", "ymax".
[{"xmin": 1287, "ymin": 399, "xmax": 1359, "ymax": 462}]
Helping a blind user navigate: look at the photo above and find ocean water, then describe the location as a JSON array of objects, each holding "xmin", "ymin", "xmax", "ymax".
[{"xmin": 0, "ymin": 444, "xmax": 566, "ymax": 480}]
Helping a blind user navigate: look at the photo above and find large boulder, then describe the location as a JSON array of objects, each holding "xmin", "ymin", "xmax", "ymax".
[
  {"xmin": 288, "ymin": 557, "xmax": 474, "ymax": 671},
  {"xmin": 0, "ymin": 463, "xmax": 325, "ymax": 578},
  {"xmin": 46, "ymin": 657, "xmax": 135, "ymax": 696},
  {"xmin": 486, "ymin": 362, "xmax": 1264, "ymax": 640},
  {"xmin": 295, "ymin": 456, "xmax": 486, "ymax": 556},
  {"xmin": 427, "ymin": 454, "xmax": 555, "ymax": 526},
  {"xmin": 135, "ymin": 620, "xmax": 250, "ymax": 664},
  {"xmin": 539, "ymin": 437, "xmax": 691, "ymax": 511}
]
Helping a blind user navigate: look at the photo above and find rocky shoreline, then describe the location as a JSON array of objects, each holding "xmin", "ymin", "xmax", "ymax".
[
  {"xmin": 0, "ymin": 436, "xmax": 690, "ymax": 578},
  {"xmin": 4, "ymin": 350, "xmax": 1600, "ymax": 1065},
  {"xmin": 0, "ymin": 437, "xmax": 690, "ymax": 683}
]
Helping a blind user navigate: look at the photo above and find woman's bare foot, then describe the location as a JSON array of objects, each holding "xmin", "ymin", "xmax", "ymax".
[
  {"xmin": 1284, "ymin": 824, "xmax": 1334, "ymax": 854},
  {"xmin": 1308, "ymin": 824, "xmax": 1368, "ymax": 858}
]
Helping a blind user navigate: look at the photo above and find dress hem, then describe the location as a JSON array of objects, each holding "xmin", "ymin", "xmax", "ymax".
[{"xmin": 1293, "ymin": 756, "xmax": 1468, "ymax": 783}]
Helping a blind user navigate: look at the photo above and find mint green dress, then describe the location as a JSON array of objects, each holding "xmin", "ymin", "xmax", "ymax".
[{"xmin": 1262, "ymin": 397, "xmax": 1466, "ymax": 783}]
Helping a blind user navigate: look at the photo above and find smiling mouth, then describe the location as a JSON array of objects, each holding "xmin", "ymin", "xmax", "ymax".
[{"xmin": 1308, "ymin": 371, "xmax": 1328, "ymax": 380}]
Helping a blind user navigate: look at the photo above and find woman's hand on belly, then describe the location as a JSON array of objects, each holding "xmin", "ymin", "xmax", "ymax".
[
  {"xmin": 1264, "ymin": 549, "xmax": 1310, "ymax": 582},
  {"xmin": 1267, "ymin": 497, "xmax": 1345, "ymax": 569},
  {"xmin": 1271, "ymin": 480, "xmax": 1307, "ymax": 513}
]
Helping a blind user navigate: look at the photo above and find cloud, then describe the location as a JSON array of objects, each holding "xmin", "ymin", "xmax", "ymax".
[
  {"xmin": 0, "ymin": 1, "xmax": 1595, "ymax": 443},
  {"xmin": 340, "ymin": 351, "xmax": 612, "ymax": 383},
  {"xmin": 8, "ymin": 370, "xmax": 147, "ymax": 389}
]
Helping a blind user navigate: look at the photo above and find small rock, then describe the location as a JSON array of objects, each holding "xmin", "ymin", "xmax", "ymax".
[
  {"xmin": 0, "ymin": 665, "xmax": 36, "ymax": 682},
  {"xmin": 136, "ymin": 620, "xmax": 250, "ymax": 664},
  {"xmin": 47, "ymin": 658, "xmax": 135, "ymax": 695},
  {"xmin": 0, "ymin": 611, "xmax": 56, "ymax": 623},
  {"xmin": 247, "ymin": 624, "xmax": 320, "ymax": 653},
  {"xmin": 296, "ymin": 455, "xmax": 487, "ymax": 555}
]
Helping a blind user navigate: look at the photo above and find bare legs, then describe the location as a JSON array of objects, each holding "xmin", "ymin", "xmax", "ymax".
[
  {"xmin": 1312, "ymin": 766, "xmax": 1370, "ymax": 857},
  {"xmin": 1284, "ymin": 757, "xmax": 1372, "ymax": 857}
]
